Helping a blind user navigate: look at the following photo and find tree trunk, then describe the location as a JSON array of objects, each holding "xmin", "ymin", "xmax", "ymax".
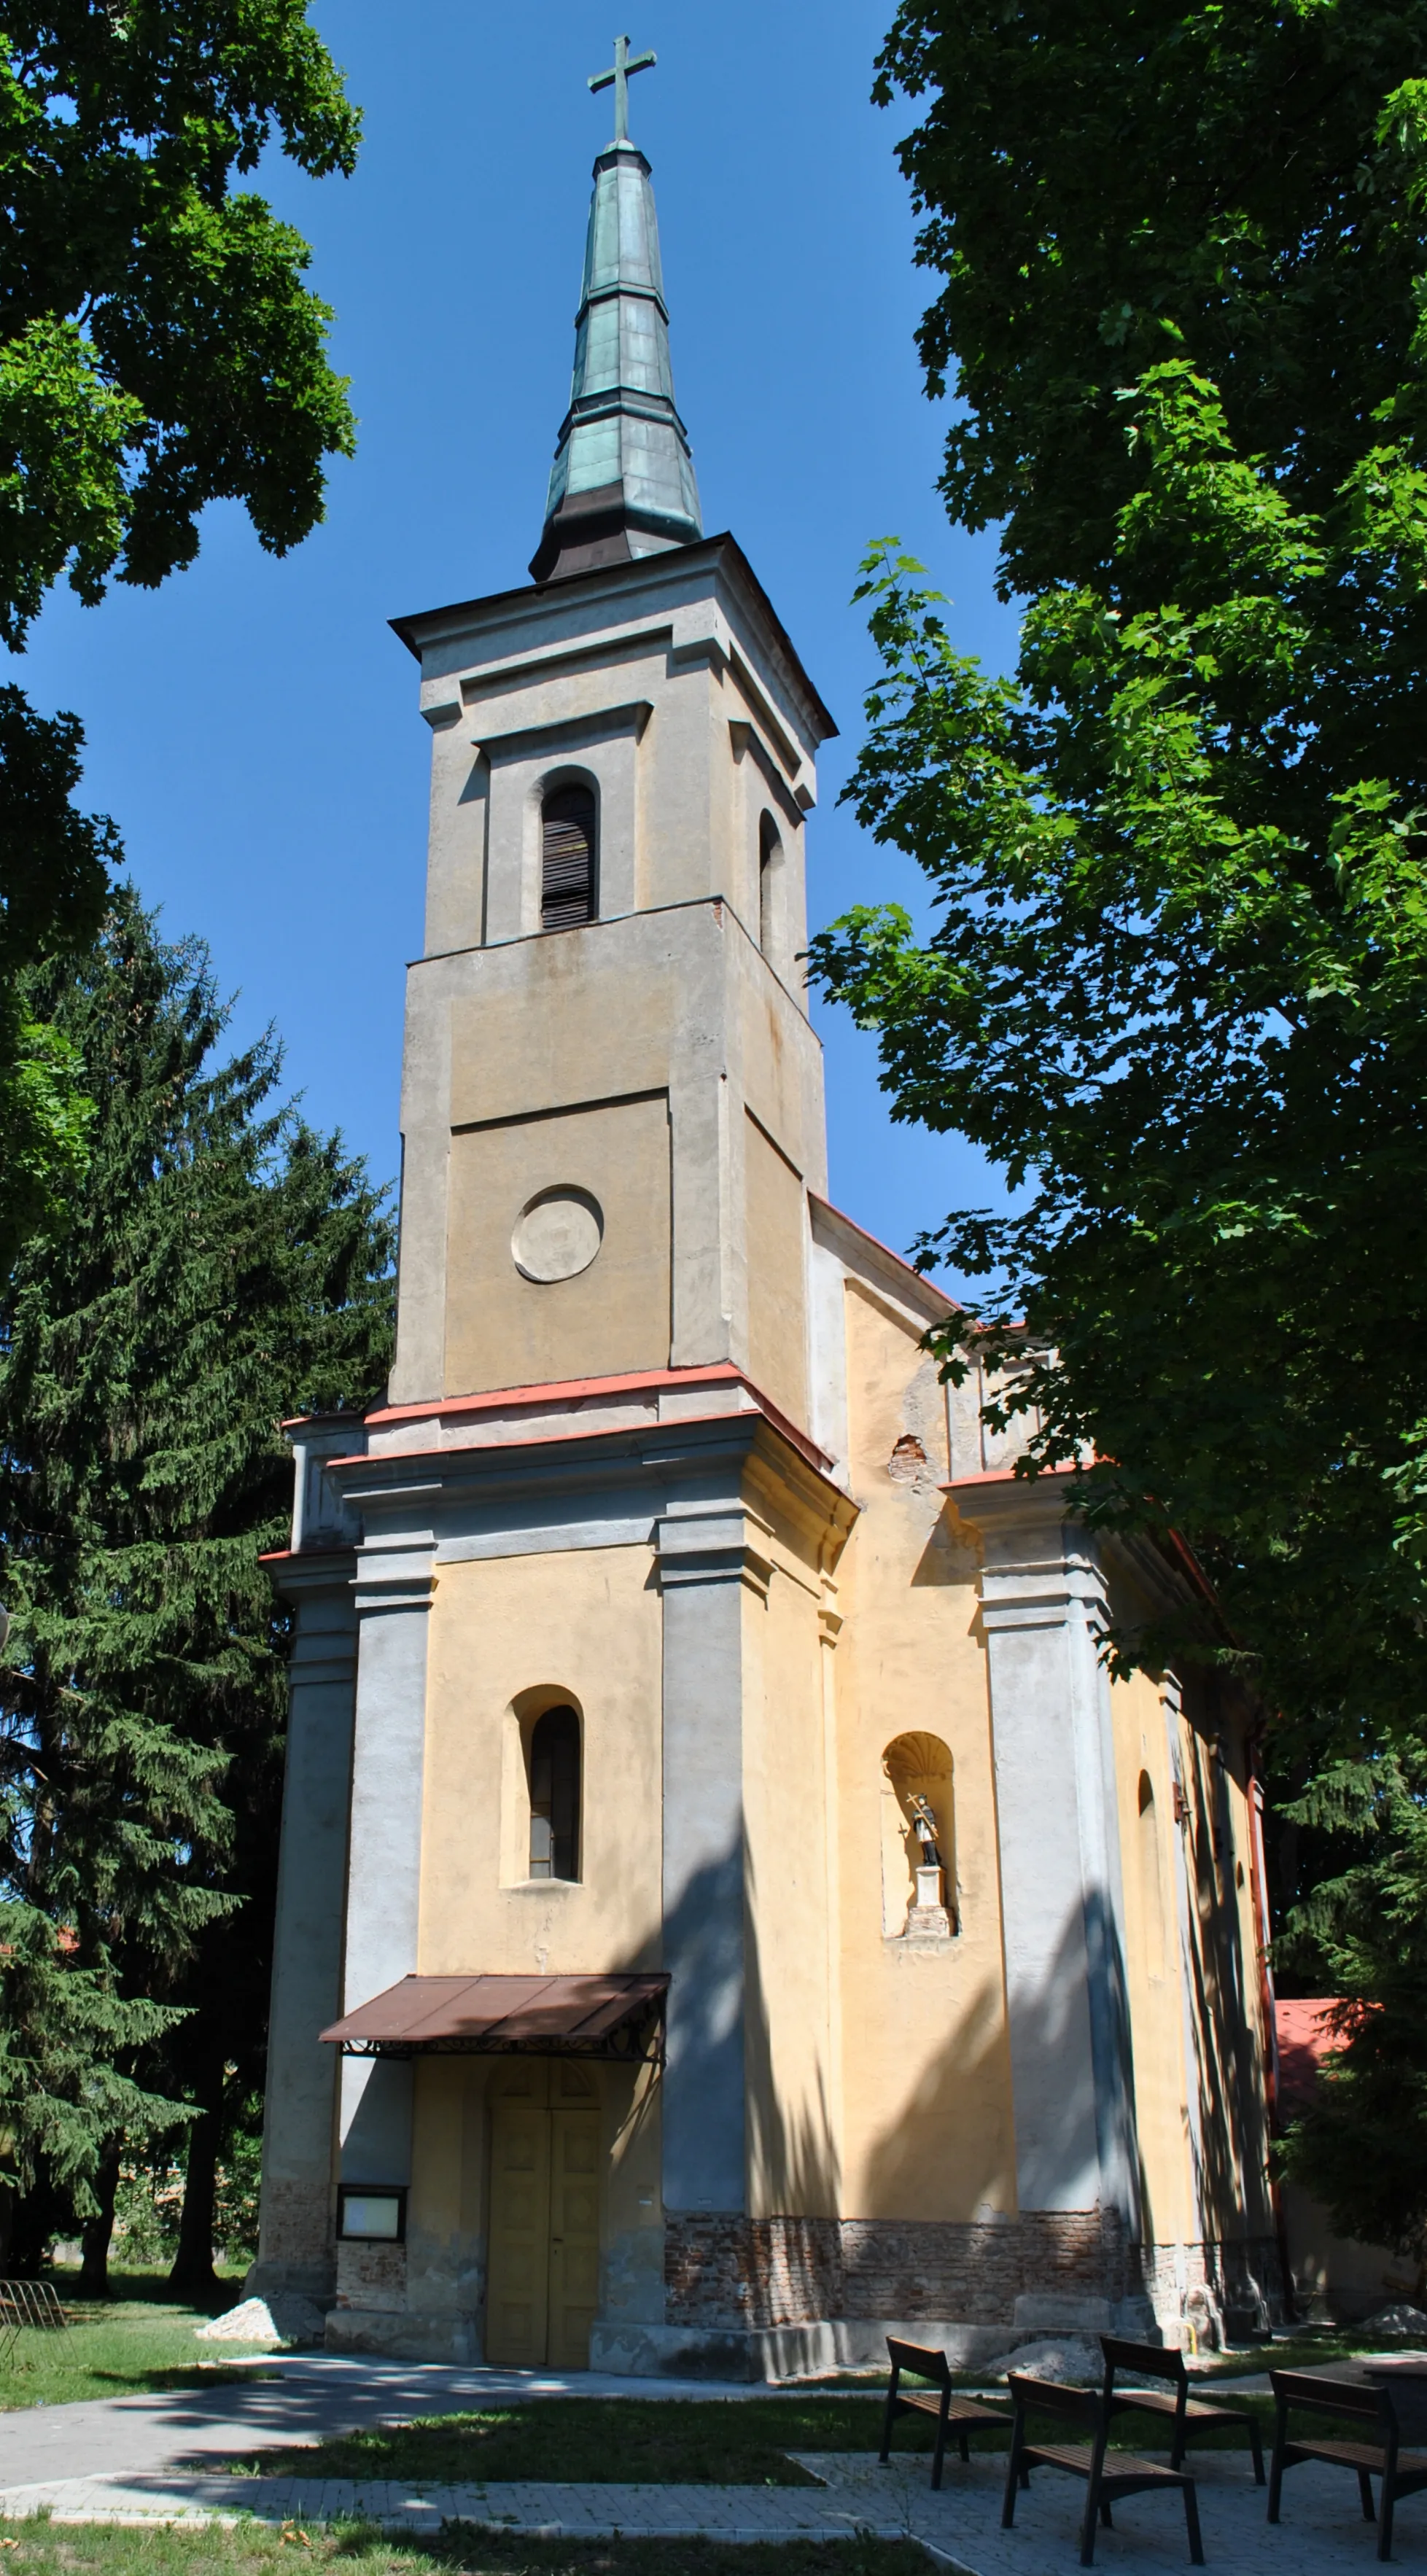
[
  {"xmin": 168, "ymin": 2061, "xmax": 223, "ymax": 2301},
  {"xmin": 77, "ymin": 2146, "xmax": 120, "ymax": 2297},
  {"xmin": 7, "ymin": 2166, "xmax": 62, "ymax": 2279}
]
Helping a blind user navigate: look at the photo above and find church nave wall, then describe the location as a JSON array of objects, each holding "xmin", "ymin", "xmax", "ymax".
[
  {"xmin": 1108, "ymin": 1662, "xmax": 1200, "ymax": 2252},
  {"xmin": 418, "ymin": 1544, "xmax": 664, "ymax": 1977},
  {"xmin": 831, "ymin": 1275, "xmax": 1019, "ymax": 2225},
  {"xmin": 741, "ymin": 1501, "xmax": 841, "ymax": 2224}
]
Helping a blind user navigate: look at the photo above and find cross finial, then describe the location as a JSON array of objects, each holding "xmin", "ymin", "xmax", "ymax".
[{"xmin": 588, "ymin": 33, "xmax": 656, "ymax": 144}]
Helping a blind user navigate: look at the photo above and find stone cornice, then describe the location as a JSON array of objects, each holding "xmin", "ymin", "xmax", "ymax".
[
  {"xmin": 389, "ymin": 533, "xmax": 837, "ymax": 761},
  {"xmin": 325, "ymin": 1406, "xmax": 852, "ymax": 1532}
]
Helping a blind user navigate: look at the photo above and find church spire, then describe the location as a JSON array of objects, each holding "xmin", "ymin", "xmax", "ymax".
[{"xmin": 529, "ymin": 36, "xmax": 703, "ymax": 585}]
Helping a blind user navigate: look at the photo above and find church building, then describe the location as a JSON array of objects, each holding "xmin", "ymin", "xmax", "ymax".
[{"xmin": 251, "ymin": 43, "xmax": 1282, "ymax": 2374}]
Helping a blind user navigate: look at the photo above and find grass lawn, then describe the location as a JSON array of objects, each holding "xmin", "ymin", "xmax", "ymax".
[
  {"xmin": 0, "ymin": 2275, "xmax": 273, "ymax": 2413},
  {"xmin": 0, "ymin": 2526, "xmax": 930, "ymax": 2576},
  {"xmin": 1199, "ymin": 2329, "xmax": 1422, "ymax": 2376},
  {"xmin": 230, "ymin": 2391, "xmax": 1293, "ymax": 2487}
]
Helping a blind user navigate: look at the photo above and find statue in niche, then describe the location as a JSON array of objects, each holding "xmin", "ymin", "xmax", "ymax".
[
  {"xmin": 880, "ymin": 1732, "xmax": 957, "ymax": 1941},
  {"xmin": 908, "ymin": 1791, "xmax": 941, "ymax": 1869},
  {"xmin": 904, "ymin": 1790, "xmax": 951, "ymax": 1936}
]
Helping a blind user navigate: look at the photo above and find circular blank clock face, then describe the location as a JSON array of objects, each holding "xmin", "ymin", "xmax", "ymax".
[{"xmin": 511, "ymin": 1186, "xmax": 604, "ymax": 1283}]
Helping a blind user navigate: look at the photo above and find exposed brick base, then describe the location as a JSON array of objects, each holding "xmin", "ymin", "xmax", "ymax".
[
  {"xmin": 335, "ymin": 2241, "xmax": 408, "ymax": 2314},
  {"xmin": 1140, "ymin": 2233, "xmax": 1286, "ymax": 2343},
  {"xmin": 257, "ymin": 2176, "xmax": 333, "ymax": 2269},
  {"xmin": 664, "ymin": 2211, "xmax": 1285, "ymax": 2340}
]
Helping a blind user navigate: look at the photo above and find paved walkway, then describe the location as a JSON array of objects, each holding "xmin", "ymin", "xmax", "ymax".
[
  {"xmin": 0, "ymin": 2356, "xmax": 771, "ymax": 2490},
  {"xmin": 0, "ymin": 2450, "xmax": 1423, "ymax": 2570}
]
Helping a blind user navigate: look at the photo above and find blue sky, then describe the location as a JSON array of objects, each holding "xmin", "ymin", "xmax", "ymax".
[{"xmin": 14, "ymin": 0, "xmax": 1019, "ymax": 1272}]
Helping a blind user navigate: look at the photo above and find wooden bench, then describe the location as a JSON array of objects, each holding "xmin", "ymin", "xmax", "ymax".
[
  {"xmin": 1100, "ymin": 2332, "xmax": 1265, "ymax": 2481},
  {"xmin": 1002, "ymin": 2370, "xmax": 1205, "ymax": 2567},
  {"xmin": 1269, "ymin": 2367, "xmax": 1427, "ymax": 2560},
  {"xmin": 879, "ymin": 2337, "xmax": 1011, "ymax": 2489}
]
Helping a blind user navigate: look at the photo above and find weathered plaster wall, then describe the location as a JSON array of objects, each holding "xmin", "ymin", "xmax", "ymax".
[
  {"xmin": 741, "ymin": 1113, "xmax": 807, "ymax": 1425},
  {"xmin": 400, "ymin": 903, "xmax": 825, "ymax": 1416},
  {"xmin": 833, "ymin": 1280, "xmax": 1019, "ymax": 2224},
  {"xmin": 446, "ymin": 1092, "xmax": 672, "ymax": 1393},
  {"xmin": 419, "ymin": 1544, "xmax": 663, "ymax": 1976},
  {"xmin": 394, "ymin": 543, "xmax": 832, "ymax": 1421}
]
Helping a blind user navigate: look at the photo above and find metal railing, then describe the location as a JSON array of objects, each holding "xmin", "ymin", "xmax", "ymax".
[{"xmin": 0, "ymin": 2278, "xmax": 73, "ymax": 2362}]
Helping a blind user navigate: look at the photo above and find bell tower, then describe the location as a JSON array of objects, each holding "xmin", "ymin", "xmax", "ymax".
[{"xmin": 389, "ymin": 52, "xmax": 836, "ymax": 1439}]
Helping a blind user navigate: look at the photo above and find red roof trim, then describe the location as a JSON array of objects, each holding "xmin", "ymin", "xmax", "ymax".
[
  {"xmin": 941, "ymin": 1466, "xmax": 1076, "ymax": 1493},
  {"xmin": 324, "ymin": 1398, "xmax": 834, "ymax": 1483},
  {"xmin": 361, "ymin": 1361, "xmax": 746, "ymax": 1431}
]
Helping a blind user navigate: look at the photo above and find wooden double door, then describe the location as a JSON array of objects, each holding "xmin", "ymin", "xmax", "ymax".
[{"xmin": 486, "ymin": 2061, "xmax": 602, "ymax": 2370}]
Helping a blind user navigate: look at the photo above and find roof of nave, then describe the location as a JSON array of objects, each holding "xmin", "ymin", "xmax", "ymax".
[{"xmin": 810, "ymin": 1193, "xmax": 960, "ymax": 1334}]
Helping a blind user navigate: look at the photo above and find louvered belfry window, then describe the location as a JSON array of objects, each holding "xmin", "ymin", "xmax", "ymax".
[{"xmin": 541, "ymin": 784, "xmax": 597, "ymax": 930}]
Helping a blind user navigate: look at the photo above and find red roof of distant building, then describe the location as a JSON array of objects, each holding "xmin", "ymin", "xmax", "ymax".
[{"xmin": 1275, "ymin": 1998, "xmax": 1347, "ymax": 2112}]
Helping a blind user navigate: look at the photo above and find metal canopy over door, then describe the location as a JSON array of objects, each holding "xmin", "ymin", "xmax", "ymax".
[{"xmin": 486, "ymin": 2061, "xmax": 601, "ymax": 2368}]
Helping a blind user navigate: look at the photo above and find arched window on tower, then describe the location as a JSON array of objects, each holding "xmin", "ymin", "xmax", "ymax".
[
  {"xmin": 542, "ymin": 784, "xmax": 598, "ymax": 930},
  {"xmin": 758, "ymin": 810, "xmax": 781, "ymax": 957},
  {"xmin": 528, "ymin": 1703, "xmax": 582, "ymax": 1880}
]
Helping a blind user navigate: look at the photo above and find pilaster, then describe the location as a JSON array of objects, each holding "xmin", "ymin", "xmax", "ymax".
[
  {"xmin": 655, "ymin": 1503, "xmax": 769, "ymax": 2216},
  {"xmin": 250, "ymin": 1558, "xmax": 357, "ymax": 2300},
  {"xmin": 338, "ymin": 1533, "xmax": 437, "ymax": 2188},
  {"xmin": 950, "ymin": 1472, "xmax": 1139, "ymax": 2229}
]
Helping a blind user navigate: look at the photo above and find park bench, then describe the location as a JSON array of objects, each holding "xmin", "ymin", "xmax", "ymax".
[
  {"xmin": 1268, "ymin": 2367, "xmax": 1427, "ymax": 2560},
  {"xmin": 1100, "ymin": 2331, "xmax": 1265, "ymax": 2480},
  {"xmin": 879, "ymin": 2336, "xmax": 1011, "ymax": 2489},
  {"xmin": 1002, "ymin": 2369, "xmax": 1205, "ymax": 2567}
]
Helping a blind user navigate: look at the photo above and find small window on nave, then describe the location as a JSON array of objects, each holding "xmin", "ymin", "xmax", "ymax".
[
  {"xmin": 528, "ymin": 1702, "xmax": 582, "ymax": 1880},
  {"xmin": 542, "ymin": 784, "xmax": 598, "ymax": 930}
]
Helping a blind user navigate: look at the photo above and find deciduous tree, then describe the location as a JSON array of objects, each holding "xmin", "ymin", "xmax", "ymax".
[
  {"xmin": 810, "ymin": 0, "xmax": 1427, "ymax": 1746},
  {"xmin": 0, "ymin": 2, "xmax": 359, "ymax": 1264}
]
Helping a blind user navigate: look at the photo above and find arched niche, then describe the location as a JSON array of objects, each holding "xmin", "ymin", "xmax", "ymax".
[
  {"xmin": 1137, "ymin": 1768, "xmax": 1170, "ymax": 1981},
  {"xmin": 758, "ymin": 808, "xmax": 783, "ymax": 961},
  {"xmin": 881, "ymin": 1729, "xmax": 957, "ymax": 1937}
]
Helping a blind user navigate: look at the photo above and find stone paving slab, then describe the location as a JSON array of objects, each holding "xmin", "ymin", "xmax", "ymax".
[
  {"xmin": 804, "ymin": 2449, "xmax": 1427, "ymax": 2572},
  {"xmin": 0, "ymin": 2468, "xmax": 903, "ymax": 2543},
  {"xmin": 0, "ymin": 2357, "xmax": 796, "ymax": 2497},
  {"xmin": 1, "ymin": 2447, "xmax": 1425, "ymax": 2568}
]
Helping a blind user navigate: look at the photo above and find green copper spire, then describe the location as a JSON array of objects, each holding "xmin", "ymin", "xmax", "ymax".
[{"xmin": 529, "ymin": 37, "xmax": 702, "ymax": 585}]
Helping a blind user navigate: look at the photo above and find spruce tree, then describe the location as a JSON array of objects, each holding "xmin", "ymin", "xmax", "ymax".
[
  {"xmin": 0, "ymin": 892, "xmax": 392, "ymax": 2278},
  {"xmin": 1275, "ymin": 1752, "xmax": 1427, "ymax": 2274}
]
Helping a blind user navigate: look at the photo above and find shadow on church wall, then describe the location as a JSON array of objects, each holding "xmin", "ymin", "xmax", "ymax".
[{"xmin": 1175, "ymin": 1686, "xmax": 1278, "ymax": 2287}]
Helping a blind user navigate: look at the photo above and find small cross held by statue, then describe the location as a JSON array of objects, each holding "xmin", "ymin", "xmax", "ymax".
[{"xmin": 588, "ymin": 34, "xmax": 656, "ymax": 143}]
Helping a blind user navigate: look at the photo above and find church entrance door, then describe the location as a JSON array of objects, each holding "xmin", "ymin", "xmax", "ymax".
[{"xmin": 486, "ymin": 2062, "xmax": 601, "ymax": 2369}]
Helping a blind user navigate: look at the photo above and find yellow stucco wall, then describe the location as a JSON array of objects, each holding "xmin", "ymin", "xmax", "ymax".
[
  {"xmin": 419, "ymin": 1545, "xmax": 664, "ymax": 1976},
  {"xmin": 833, "ymin": 1283, "xmax": 1019, "ymax": 2222},
  {"xmin": 1110, "ymin": 1665, "xmax": 1197, "ymax": 2246},
  {"xmin": 742, "ymin": 1477, "xmax": 840, "ymax": 2219}
]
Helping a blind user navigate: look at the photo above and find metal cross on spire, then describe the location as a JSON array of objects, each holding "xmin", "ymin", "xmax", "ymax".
[{"xmin": 588, "ymin": 33, "xmax": 656, "ymax": 143}]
